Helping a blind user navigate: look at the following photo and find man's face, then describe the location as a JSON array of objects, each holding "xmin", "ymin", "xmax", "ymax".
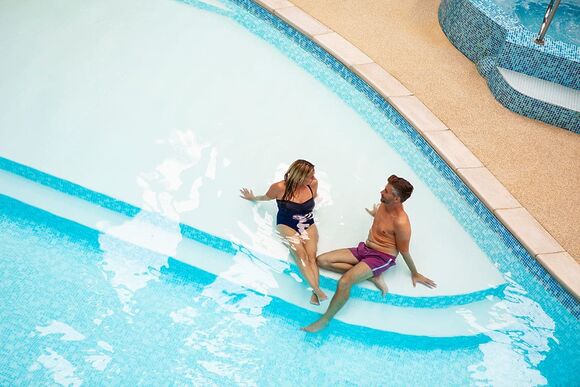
[{"xmin": 380, "ymin": 184, "xmax": 398, "ymax": 205}]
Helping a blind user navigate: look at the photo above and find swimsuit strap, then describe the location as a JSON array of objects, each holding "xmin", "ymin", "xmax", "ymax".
[{"xmin": 278, "ymin": 185, "xmax": 314, "ymax": 203}]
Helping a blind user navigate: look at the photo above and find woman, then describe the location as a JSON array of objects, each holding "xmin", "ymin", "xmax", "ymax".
[{"xmin": 240, "ymin": 159, "xmax": 328, "ymax": 305}]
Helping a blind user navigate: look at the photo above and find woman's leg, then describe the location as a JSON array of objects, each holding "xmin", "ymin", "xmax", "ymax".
[
  {"xmin": 301, "ymin": 225, "xmax": 327, "ymax": 302},
  {"xmin": 277, "ymin": 225, "xmax": 320, "ymax": 302}
]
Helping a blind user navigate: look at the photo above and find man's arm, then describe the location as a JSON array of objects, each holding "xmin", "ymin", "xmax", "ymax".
[
  {"xmin": 400, "ymin": 251, "xmax": 436, "ymax": 288},
  {"xmin": 395, "ymin": 219, "xmax": 437, "ymax": 288},
  {"xmin": 365, "ymin": 203, "xmax": 380, "ymax": 217}
]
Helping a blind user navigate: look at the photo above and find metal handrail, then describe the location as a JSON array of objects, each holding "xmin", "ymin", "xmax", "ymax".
[{"xmin": 534, "ymin": 0, "xmax": 561, "ymax": 45}]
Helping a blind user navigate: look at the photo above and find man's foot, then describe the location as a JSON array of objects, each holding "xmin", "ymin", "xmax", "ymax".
[
  {"xmin": 301, "ymin": 318, "xmax": 329, "ymax": 333},
  {"xmin": 310, "ymin": 292, "xmax": 320, "ymax": 306},
  {"xmin": 370, "ymin": 276, "xmax": 388, "ymax": 297}
]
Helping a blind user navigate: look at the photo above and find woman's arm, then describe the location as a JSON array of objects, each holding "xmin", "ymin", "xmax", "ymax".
[{"xmin": 239, "ymin": 182, "xmax": 282, "ymax": 201}]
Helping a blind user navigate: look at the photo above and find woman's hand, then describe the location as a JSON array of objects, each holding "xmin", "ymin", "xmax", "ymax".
[{"xmin": 239, "ymin": 188, "xmax": 256, "ymax": 201}]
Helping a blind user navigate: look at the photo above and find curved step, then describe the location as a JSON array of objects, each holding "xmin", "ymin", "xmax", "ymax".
[
  {"xmin": 0, "ymin": 168, "xmax": 516, "ymax": 338},
  {"xmin": 0, "ymin": 157, "xmax": 507, "ymax": 306}
]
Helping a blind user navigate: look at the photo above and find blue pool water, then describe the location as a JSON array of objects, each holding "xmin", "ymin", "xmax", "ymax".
[
  {"xmin": 1, "ymin": 0, "xmax": 579, "ymax": 385},
  {"xmin": 494, "ymin": 0, "xmax": 580, "ymax": 46},
  {"xmin": 1, "ymin": 194, "xmax": 579, "ymax": 385}
]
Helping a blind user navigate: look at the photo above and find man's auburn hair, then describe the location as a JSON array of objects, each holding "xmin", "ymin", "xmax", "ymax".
[{"xmin": 388, "ymin": 175, "xmax": 413, "ymax": 203}]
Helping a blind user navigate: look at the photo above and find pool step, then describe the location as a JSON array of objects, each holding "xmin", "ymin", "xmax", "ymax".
[
  {"xmin": 498, "ymin": 67, "xmax": 580, "ymax": 113},
  {"xmin": 483, "ymin": 65, "xmax": 580, "ymax": 133},
  {"xmin": 0, "ymin": 162, "xmax": 506, "ymax": 305},
  {"xmin": 174, "ymin": 237, "xmax": 513, "ymax": 337},
  {"xmin": 0, "ymin": 191, "xmax": 513, "ymax": 338},
  {"xmin": 0, "ymin": 168, "xmax": 517, "ymax": 338}
]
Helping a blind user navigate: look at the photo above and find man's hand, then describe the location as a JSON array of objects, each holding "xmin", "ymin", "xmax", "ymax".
[
  {"xmin": 239, "ymin": 188, "xmax": 256, "ymax": 201},
  {"xmin": 365, "ymin": 203, "xmax": 380, "ymax": 217},
  {"xmin": 412, "ymin": 273, "xmax": 436, "ymax": 289}
]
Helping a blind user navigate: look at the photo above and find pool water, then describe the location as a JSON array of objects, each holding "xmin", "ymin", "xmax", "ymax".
[
  {"xmin": 0, "ymin": 0, "xmax": 579, "ymax": 385},
  {"xmin": 494, "ymin": 0, "xmax": 580, "ymax": 46},
  {"xmin": 2, "ymin": 195, "xmax": 578, "ymax": 386},
  {"xmin": 0, "ymin": 0, "xmax": 505, "ymax": 300}
]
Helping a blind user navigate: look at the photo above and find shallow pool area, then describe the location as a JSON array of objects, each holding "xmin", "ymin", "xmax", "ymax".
[{"xmin": 1, "ymin": 0, "xmax": 579, "ymax": 385}]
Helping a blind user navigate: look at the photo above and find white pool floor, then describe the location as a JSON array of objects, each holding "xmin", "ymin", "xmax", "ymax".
[{"xmin": 0, "ymin": 0, "xmax": 507, "ymax": 333}]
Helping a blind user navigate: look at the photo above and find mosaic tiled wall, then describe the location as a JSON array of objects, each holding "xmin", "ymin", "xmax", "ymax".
[{"xmin": 439, "ymin": 0, "xmax": 580, "ymax": 133}]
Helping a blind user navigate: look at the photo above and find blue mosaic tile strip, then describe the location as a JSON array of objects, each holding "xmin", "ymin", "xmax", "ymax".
[
  {"xmin": 0, "ymin": 157, "xmax": 140, "ymax": 218},
  {"xmin": 163, "ymin": 256, "xmax": 491, "ymax": 348},
  {"xmin": 309, "ymin": 264, "xmax": 508, "ymax": 308},
  {"xmin": 0, "ymin": 156, "xmax": 238, "ymax": 256},
  {"xmin": 0, "ymin": 194, "xmax": 101, "ymax": 251},
  {"xmin": 239, "ymin": 242, "xmax": 508, "ymax": 308},
  {"xmin": 438, "ymin": 0, "xmax": 580, "ymax": 132}
]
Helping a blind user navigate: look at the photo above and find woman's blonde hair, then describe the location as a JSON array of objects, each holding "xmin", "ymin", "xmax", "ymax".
[{"xmin": 282, "ymin": 159, "xmax": 314, "ymax": 201}]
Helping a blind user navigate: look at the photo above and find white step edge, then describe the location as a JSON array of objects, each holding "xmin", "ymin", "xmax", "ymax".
[{"xmin": 498, "ymin": 67, "xmax": 580, "ymax": 112}]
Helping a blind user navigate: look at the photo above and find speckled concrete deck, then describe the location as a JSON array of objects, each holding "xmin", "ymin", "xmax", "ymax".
[{"xmin": 254, "ymin": 0, "xmax": 580, "ymax": 298}]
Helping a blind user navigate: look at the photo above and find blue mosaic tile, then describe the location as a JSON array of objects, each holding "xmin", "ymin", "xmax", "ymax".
[{"xmin": 0, "ymin": 156, "xmax": 238, "ymax": 257}]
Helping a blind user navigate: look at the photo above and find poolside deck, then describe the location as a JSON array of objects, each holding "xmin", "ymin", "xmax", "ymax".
[{"xmin": 284, "ymin": 0, "xmax": 580, "ymax": 262}]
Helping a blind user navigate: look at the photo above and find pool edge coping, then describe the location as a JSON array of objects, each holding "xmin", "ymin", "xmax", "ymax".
[{"xmin": 253, "ymin": 0, "xmax": 579, "ymax": 301}]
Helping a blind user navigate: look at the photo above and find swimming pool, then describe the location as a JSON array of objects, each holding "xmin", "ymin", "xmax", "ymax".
[{"xmin": 0, "ymin": 0, "xmax": 578, "ymax": 385}]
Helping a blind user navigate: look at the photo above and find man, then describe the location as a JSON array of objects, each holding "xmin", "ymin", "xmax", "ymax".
[{"xmin": 302, "ymin": 175, "xmax": 436, "ymax": 333}]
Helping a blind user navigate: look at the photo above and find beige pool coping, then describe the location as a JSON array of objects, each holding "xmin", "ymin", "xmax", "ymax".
[{"xmin": 254, "ymin": 0, "xmax": 580, "ymax": 300}]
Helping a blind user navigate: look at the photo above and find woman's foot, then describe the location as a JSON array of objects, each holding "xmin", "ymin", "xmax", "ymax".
[
  {"xmin": 370, "ymin": 276, "xmax": 388, "ymax": 297},
  {"xmin": 310, "ymin": 291, "xmax": 320, "ymax": 306},
  {"xmin": 310, "ymin": 289, "xmax": 328, "ymax": 305},
  {"xmin": 314, "ymin": 288, "xmax": 328, "ymax": 302}
]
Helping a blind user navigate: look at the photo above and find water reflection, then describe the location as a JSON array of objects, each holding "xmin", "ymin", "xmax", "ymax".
[
  {"xmin": 98, "ymin": 129, "xmax": 215, "ymax": 317},
  {"xmin": 98, "ymin": 214, "xmax": 177, "ymax": 317},
  {"xmin": 36, "ymin": 321, "xmax": 86, "ymax": 341},
  {"xmin": 463, "ymin": 278, "xmax": 555, "ymax": 385},
  {"xmin": 169, "ymin": 276, "xmax": 270, "ymax": 384},
  {"xmin": 29, "ymin": 348, "xmax": 82, "ymax": 387}
]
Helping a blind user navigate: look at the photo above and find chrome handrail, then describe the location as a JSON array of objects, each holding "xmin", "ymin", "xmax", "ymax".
[{"xmin": 534, "ymin": 0, "xmax": 561, "ymax": 45}]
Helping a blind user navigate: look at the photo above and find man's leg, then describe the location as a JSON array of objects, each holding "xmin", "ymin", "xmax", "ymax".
[
  {"xmin": 319, "ymin": 248, "xmax": 388, "ymax": 296},
  {"xmin": 302, "ymin": 262, "xmax": 373, "ymax": 333},
  {"xmin": 317, "ymin": 249, "xmax": 359, "ymax": 273},
  {"xmin": 369, "ymin": 275, "xmax": 388, "ymax": 296}
]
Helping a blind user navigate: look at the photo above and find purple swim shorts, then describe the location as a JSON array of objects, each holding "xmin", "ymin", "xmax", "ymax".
[{"xmin": 349, "ymin": 242, "xmax": 396, "ymax": 277}]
